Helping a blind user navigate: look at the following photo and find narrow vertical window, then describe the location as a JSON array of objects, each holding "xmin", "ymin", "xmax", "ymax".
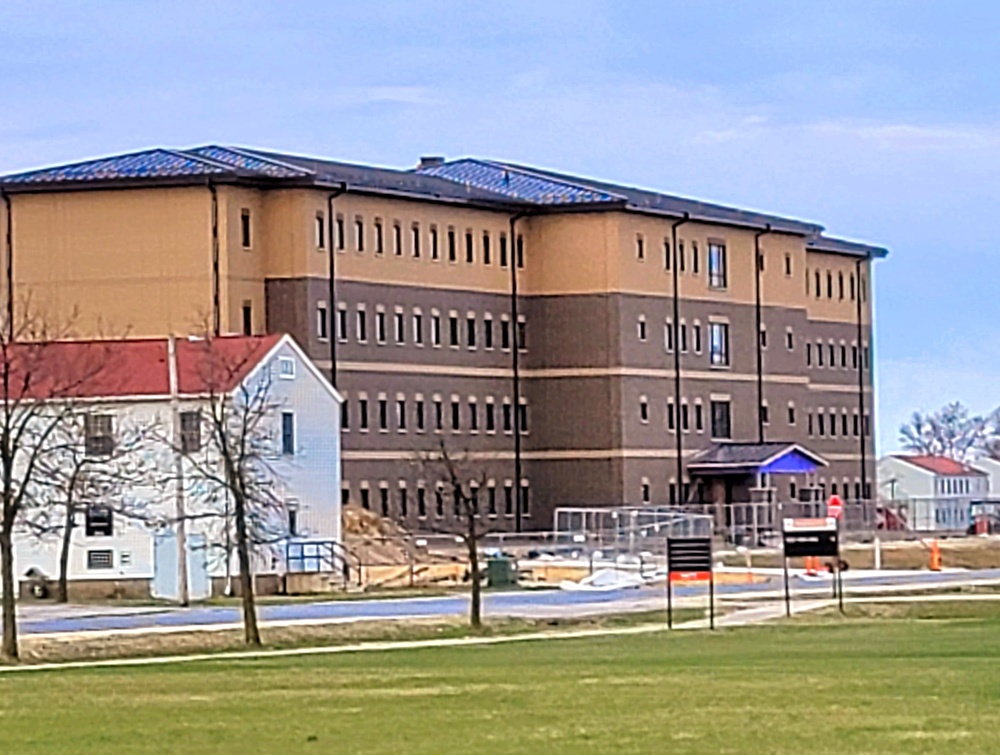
[
  {"xmin": 500, "ymin": 234, "xmax": 508, "ymax": 267},
  {"xmin": 393, "ymin": 223, "xmax": 402, "ymax": 256},
  {"xmin": 281, "ymin": 412, "xmax": 295, "ymax": 455},
  {"xmin": 242, "ymin": 301, "xmax": 252, "ymax": 336},
  {"xmin": 355, "ymin": 218, "xmax": 364, "ymax": 251},
  {"xmin": 315, "ymin": 213, "xmax": 325, "ymax": 249},
  {"xmin": 336, "ymin": 305, "xmax": 347, "ymax": 340},
  {"xmin": 483, "ymin": 232, "xmax": 491, "ymax": 265},
  {"xmin": 430, "ymin": 225, "xmax": 439, "ymax": 260},
  {"xmin": 636, "ymin": 235, "xmax": 645, "ymax": 261},
  {"xmin": 241, "ymin": 209, "xmax": 252, "ymax": 248},
  {"xmin": 412, "ymin": 224, "xmax": 420, "ymax": 257},
  {"xmin": 317, "ymin": 301, "xmax": 328, "ymax": 340},
  {"xmin": 448, "ymin": 227, "xmax": 456, "ymax": 262},
  {"xmin": 375, "ymin": 219, "xmax": 384, "ymax": 254},
  {"xmin": 465, "ymin": 231, "xmax": 474, "ymax": 263}
]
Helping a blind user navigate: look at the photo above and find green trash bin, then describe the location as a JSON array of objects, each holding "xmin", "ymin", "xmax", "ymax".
[{"xmin": 486, "ymin": 557, "xmax": 518, "ymax": 588}]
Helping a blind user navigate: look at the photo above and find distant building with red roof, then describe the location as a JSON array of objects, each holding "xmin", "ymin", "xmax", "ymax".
[{"xmin": 878, "ymin": 454, "xmax": 989, "ymax": 532}]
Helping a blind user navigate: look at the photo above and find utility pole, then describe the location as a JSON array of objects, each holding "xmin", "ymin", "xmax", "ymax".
[{"xmin": 168, "ymin": 335, "xmax": 190, "ymax": 606}]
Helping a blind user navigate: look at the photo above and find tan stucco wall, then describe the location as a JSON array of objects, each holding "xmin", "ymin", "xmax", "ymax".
[{"xmin": 9, "ymin": 187, "xmax": 214, "ymax": 337}]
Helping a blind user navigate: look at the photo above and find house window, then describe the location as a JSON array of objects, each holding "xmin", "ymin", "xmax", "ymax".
[
  {"xmin": 784, "ymin": 253, "xmax": 792, "ymax": 276},
  {"xmin": 816, "ymin": 341, "xmax": 824, "ymax": 367},
  {"xmin": 501, "ymin": 317, "xmax": 511, "ymax": 350},
  {"xmin": 394, "ymin": 311, "xmax": 405, "ymax": 344},
  {"xmin": 337, "ymin": 305, "xmax": 348, "ymax": 341},
  {"xmin": 710, "ymin": 400, "xmax": 731, "ymax": 439},
  {"xmin": 281, "ymin": 412, "xmax": 295, "ymax": 455},
  {"xmin": 642, "ymin": 480, "xmax": 650, "ymax": 504},
  {"xmin": 379, "ymin": 486, "xmax": 389, "ymax": 517},
  {"xmin": 828, "ymin": 343, "xmax": 835, "ymax": 366},
  {"xmin": 278, "ymin": 357, "xmax": 295, "ymax": 379},
  {"xmin": 393, "ymin": 223, "xmax": 402, "ymax": 255},
  {"xmin": 667, "ymin": 399, "xmax": 676, "ymax": 431},
  {"xmin": 787, "ymin": 404, "xmax": 796, "ymax": 425},
  {"xmin": 639, "ymin": 396, "xmax": 649, "ymax": 423},
  {"xmin": 500, "ymin": 234, "xmax": 508, "ymax": 267},
  {"xmin": 84, "ymin": 415, "xmax": 114, "ymax": 457},
  {"xmin": 486, "ymin": 400, "xmax": 496, "ymax": 433},
  {"xmin": 693, "ymin": 323, "xmax": 702, "ymax": 353},
  {"xmin": 341, "ymin": 399, "xmax": 350, "ymax": 431},
  {"xmin": 375, "ymin": 310, "xmax": 386, "ymax": 344},
  {"xmin": 240, "ymin": 209, "xmax": 252, "ymax": 248},
  {"xmin": 242, "ymin": 301, "xmax": 253, "ymax": 336},
  {"xmin": 360, "ymin": 486, "xmax": 370, "ymax": 510},
  {"xmin": 355, "ymin": 218, "xmax": 364, "ymax": 252},
  {"xmin": 664, "ymin": 239, "xmax": 671, "ymax": 270},
  {"xmin": 396, "ymin": 399, "xmax": 407, "ymax": 432},
  {"xmin": 709, "ymin": 323, "xmax": 730, "ymax": 366},
  {"xmin": 504, "ymin": 483, "xmax": 514, "ymax": 517},
  {"xmin": 412, "ymin": 224, "xmax": 421, "ymax": 257},
  {"xmin": 840, "ymin": 344, "xmax": 847, "ymax": 368},
  {"xmin": 465, "ymin": 231, "xmax": 474, "ymax": 263},
  {"xmin": 180, "ymin": 410, "xmax": 202, "ymax": 453},
  {"xmin": 85, "ymin": 505, "xmax": 113, "ymax": 537},
  {"xmin": 826, "ymin": 271, "xmax": 833, "ymax": 298},
  {"xmin": 488, "ymin": 484, "xmax": 497, "ymax": 517},
  {"xmin": 691, "ymin": 241, "xmax": 699, "ymax": 274},
  {"xmin": 448, "ymin": 227, "xmax": 457, "ymax": 262},
  {"xmin": 413, "ymin": 312, "xmax": 424, "ymax": 345},
  {"xmin": 87, "ymin": 549, "xmax": 114, "ymax": 570},
  {"xmin": 681, "ymin": 402, "xmax": 689, "ymax": 432},
  {"xmin": 375, "ymin": 219, "xmax": 384, "ymax": 254},
  {"xmin": 451, "ymin": 400, "xmax": 461, "ymax": 432},
  {"xmin": 760, "ymin": 327, "xmax": 768, "ymax": 349},
  {"xmin": 760, "ymin": 403, "xmax": 770, "ymax": 426},
  {"xmin": 806, "ymin": 343, "xmax": 812, "ymax": 366},
  {"xmin": 708, "ymin": 243, "xmax": 727, "ymax": 288},
  {"xmin": 503, "ymin": 400, "xmax": 513, "ymax": 433},
  {"xmin": 359, "ymin": 399, "xmax": 369, "ymax": 431},
  {"xmin": 435, "ymin": 485, "xmax": 445, "ymax": 517},
  {"xmin": 679, "ymin": 241, "xmax": 685, "ymax": 272},
  {"xmin": 637, "ymin": 316, "xmax": 647, "ymax": 341},
  {"xmin": 517, "ymin": 319, "xmax": 526, "ymax": 351},
  {"xmin": 786, "ymin": 329, "xmax": 794, "ymax": 350},
  {"xmin": 483, "ymin": 232, "xmax": 491, "ymax": 265},
  {"xmin": 664, "ymin": 319, "xmax": 674, "ymax": 352},
  {"xmin": 434, "ymin": 398, "xmax": 443, "ymax": 432},
  {"xmin": 356, "ymin": 308, "xmax": 368, "ymax": 342},
  {"xmin": 838, "ymin": 271, "xmax": 844, "ymax": 300},
  {"xmin": 467, "ymin": 315, "xmax": 476, "ymax": 349},
  {"xmin": 469, "ymin": 400, "xmax": 478, "ymax": 432},
  {"xmin": 518, "ymin": 401, "xmax": 528, "ymax": 434},
  {"xmin": 430, "ymin": 225, "xmax": 439, "ymax": 260},
  {"xmin": 316, "ymin": 213, "xmax": 325, "ymax": 249},
  {"xmin": 484, "ymin": 315, "xmax": 494, "ymax": 349},
  {"xmin": 815, "ymin": 271, "xmax": 821, "ymax": 298},
  {"xmin": 317, "ymin": 302, "xmax": 329, "ymax": 340},
  {"xmin": 679, "ymin": 322, "xmax": 688, "ymax": 353},
  {"xmin": 416, "ymin": 399, "xmax": 425, "ymax": 433},
  {"xmin": 418, "ymin": 485, "xmax": 427, "ymax": 518},
  {"xmin": 449, "ymin": 314, "xmax": 459, "ymax": 347},
  {"xmin": 378, "ymin": 399, "xmax": 388, "ymax": 432},
  {"xmin": 636, "ymin": 235, "xmax": 645, "ymax": 261},
  {"xmin": 336, "ymin": 215, "xmax": 345, "ymax": 250},
  {"xmin": 516, "ymin": 235, "xmax": 524, "ymax": 268},
  {"xmin": 431, "ymin": 312, "xmax": 441, "ymax": 347},
  {"xmin": 695, "ymin": 402, "xmax": 704, "ymax": 432}
]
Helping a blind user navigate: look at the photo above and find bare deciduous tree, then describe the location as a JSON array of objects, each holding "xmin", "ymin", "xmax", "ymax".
[
  {"xmin": 416, "ymin": 441, "xmax": 491, "ymax": 628},
  {"xmin": 177, "ymin": 336, "xmax": 290, "ymax": 647},
  {"xmin": 899, "ymin": 402, "xmax": 998, "ymax": 461},
  {"xmin": 0, "ymin": 305, "xmax": 110, "ymax": 661}
]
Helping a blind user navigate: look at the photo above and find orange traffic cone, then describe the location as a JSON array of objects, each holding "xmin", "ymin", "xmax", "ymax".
[
  {"xmin": 805, "ymin": 556, "xmax": 818, "ymax": 576},
  {"xmin": 929, "ymin": 540, "xmax": 942, "ymax": 572}
]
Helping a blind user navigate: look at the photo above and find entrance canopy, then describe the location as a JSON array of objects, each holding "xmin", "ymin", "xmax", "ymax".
[{"xmin": 687, "ymin": 442, "xmax": 828, "ymax": 477}]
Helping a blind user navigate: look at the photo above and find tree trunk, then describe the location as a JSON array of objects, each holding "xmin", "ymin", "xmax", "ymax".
[
  {"xmin": 1, "ymin": 525, "xmax": 18, "ymax": 660},
  {"xmin": 233, "ymin": 492, "xmax": 261, "ymax": 646},
  {"xmin": 57, "ymin": 503, "xmax": 74, "ymax": 603},
  {"xmin": 467, "ymin": 506, "xmax": 481, "ymax": 629}
]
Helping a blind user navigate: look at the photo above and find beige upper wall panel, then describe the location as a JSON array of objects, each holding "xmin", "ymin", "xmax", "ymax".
[
  {"xmin": 519, "ymin": 213, "xmax": 617, "ymax": 295},
  {"xmin": 9, "ymin": 187, "xmax": 214, "ymax": 337},
  {"xmin": 805, "ymin": 251, "xmax": 872, "ymax": 324}
]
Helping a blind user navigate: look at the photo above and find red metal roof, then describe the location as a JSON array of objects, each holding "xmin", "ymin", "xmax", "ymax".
[
  {"xmin": 0, "ymin": 334, "xmax": 283, "ymax": 401},
  {"xmin": 892, "ymin": 455, "xmax": 988, "ymax": 477}
]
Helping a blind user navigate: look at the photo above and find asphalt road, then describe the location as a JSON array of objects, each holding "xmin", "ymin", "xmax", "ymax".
[{"xmin": 13, "ymin": 567, "xmax": 1000, "ymax": 637}]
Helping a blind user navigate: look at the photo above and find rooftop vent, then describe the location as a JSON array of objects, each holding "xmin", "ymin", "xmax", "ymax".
[{"xmin": 418, "ymin": 156, "xmax": 446, "ymax": 170}]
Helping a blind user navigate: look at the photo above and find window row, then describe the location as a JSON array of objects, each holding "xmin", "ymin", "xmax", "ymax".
[
  {"xmin": 341, "ymin": 393, "xmax": 529, "ymax": 435},
  {"xmin": 805, "ymin": 340, "xmax": 870, "ymax": 371},
  {"xmin": 342, "ymin": 479, "xmax": 530, "ymax": 519},
  {"xmin": 314, "ymin": 210, "xmax": 526, "ymax": 269},
  {"xmin": 639, "ymin": 317, "xmax": 731, "ymax": 367},
  {"xmin": 806, "ymin": 409, "xmax": 871, "ymax": 439},
  {"xmin": 635, "ymin": 238, "xmax": 729, "ymax": 289},
  {"xmin": 638, "ymin": 397, "xmax": 733, "ymax": 439},
  {"xmin": 807, "ymin": 267, "xmax": 867, "ymax": 303},
  {"xmin": 326, "ymin": 304, "xmax": 527, "ymax": 352}
]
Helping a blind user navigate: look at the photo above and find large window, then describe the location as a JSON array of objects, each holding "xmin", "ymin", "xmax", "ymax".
[
  {"xmin": 708, "ymin": 243, "xmax": 727, "ymax": 288},
  {"xmin": 84, "ymin": 415, "xmax": 114, "ymax": 457},
  {"xmin": 710, "ymin": 400, "xmax": 732, "ymax": 439},
  {"xmin": 180, "ymin": 411, "xmax": 202, "ymax": 453},
  {"xmin": 281, "ymin": 412, "xmax": 295, "ymax": 455},
  {"xmin": 709, "ymin": 322, "xmax": 730, "ymax": 366}
]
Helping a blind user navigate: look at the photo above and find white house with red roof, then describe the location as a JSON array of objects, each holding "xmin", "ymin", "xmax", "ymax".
[
  {"xmin": 877, "ymin": 455, "xmax": 989, "ymax": 531},
  {"xmin": 12, "ymin": 333, "xmax": 343, "ymax": 600}
]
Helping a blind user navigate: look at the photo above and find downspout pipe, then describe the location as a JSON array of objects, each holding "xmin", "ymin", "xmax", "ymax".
[
  {"xmin": 855, "ymin": 256, "xmax": 868, "ymax": 500},
  {"xmin": 208, "ymin": 182, "xmax": 220, "ymax": 337},
  {"xmin": 753, "ymin": 224, "xmax": 772, "ymax": 445},
  {"xmin": 509, "ymin": 211, "xmax": 527, "ymax": 532},
  {"xmin": 327, "ymin": 183, "xmax": 348, "ymax": 388},
  {"xmin": 670, "ymin": 213, "xmax": 690, "ymax": 502},
  {"xmin": 1, "ymin": 190, "xmax": 10, "ymax": 340}
]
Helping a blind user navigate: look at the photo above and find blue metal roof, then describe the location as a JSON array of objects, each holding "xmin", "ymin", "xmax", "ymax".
[
  {"xmin": 1, "ymin": 148, "xmax": 230, "ymax": 184},
  {"xmin": 185, "ymin": 146, "xmax": 312, "ymax": 179},
  {"xmin": 418, "ymin": 159, "xmax": 626, "ymax": 206}
]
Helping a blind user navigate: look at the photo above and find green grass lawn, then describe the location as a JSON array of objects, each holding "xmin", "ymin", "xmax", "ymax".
[{"xmin": 4, "ymin": 602, "xmax": 1000, "ymax": 754}]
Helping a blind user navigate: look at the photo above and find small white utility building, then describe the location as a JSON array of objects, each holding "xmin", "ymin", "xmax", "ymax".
[{"xmin": 877, "ymin": 455, "xmax": 988, "ymax": 532}]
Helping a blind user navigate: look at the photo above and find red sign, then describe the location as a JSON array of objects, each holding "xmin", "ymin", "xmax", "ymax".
[
  {"xmin": 827, "ymin": 495, "xmax": 844, "ymax": 520},
  {"xmin": 669, "ymin": 571, "xmax": 712, "ymax": 583}
]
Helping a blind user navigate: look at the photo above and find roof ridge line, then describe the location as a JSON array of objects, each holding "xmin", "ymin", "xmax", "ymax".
[
  {"xmin": 477, "ymin": 158, "xmax": 629, "ymax": 201},
  {"xmin": 162, "ymin": 148, "xmax": 239, "ymax": 173},
  {"xmin": 216, "ymin": 146, "xmax": 316, "ymax": 176}
]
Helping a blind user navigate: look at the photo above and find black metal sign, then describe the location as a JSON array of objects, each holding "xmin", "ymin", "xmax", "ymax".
[
  {"xmin": 665, "ymin": 537, "xmax": 714, "ymax": 631},
  {"xmin": 783, "ymin": 531, "xmax": 839, "ymax": 558},
  {"xmin": 667, "ymin": 537, "xmax": 713, "ymax": 573}
]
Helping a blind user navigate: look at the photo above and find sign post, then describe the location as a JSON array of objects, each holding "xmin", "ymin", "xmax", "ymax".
[
  {"xmin": 782, "ymin": 517, "xmax": 840, "ymax": 619},
  {"xmin": 827, "ymin": 495, "xmax": 845, "ymax": 615},
  {"xmin": 666, "ymin": 537, "xmax": 714, "ymax": 630}
]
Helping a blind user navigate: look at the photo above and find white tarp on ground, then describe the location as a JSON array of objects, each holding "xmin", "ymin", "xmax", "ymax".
[{"xmin": 559, "ymin": 568, "xmax": 646, "ymax": 592}]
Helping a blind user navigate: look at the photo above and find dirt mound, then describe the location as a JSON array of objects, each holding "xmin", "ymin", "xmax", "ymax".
[{"xmin": 342, "ymin": 504, "xmax": 409, "ymax": 538}]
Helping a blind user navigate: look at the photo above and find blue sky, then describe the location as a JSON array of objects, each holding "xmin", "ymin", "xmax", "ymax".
[{"xmin": 1, "ymin": 0, "xmax": 997, "ymax": 453}]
